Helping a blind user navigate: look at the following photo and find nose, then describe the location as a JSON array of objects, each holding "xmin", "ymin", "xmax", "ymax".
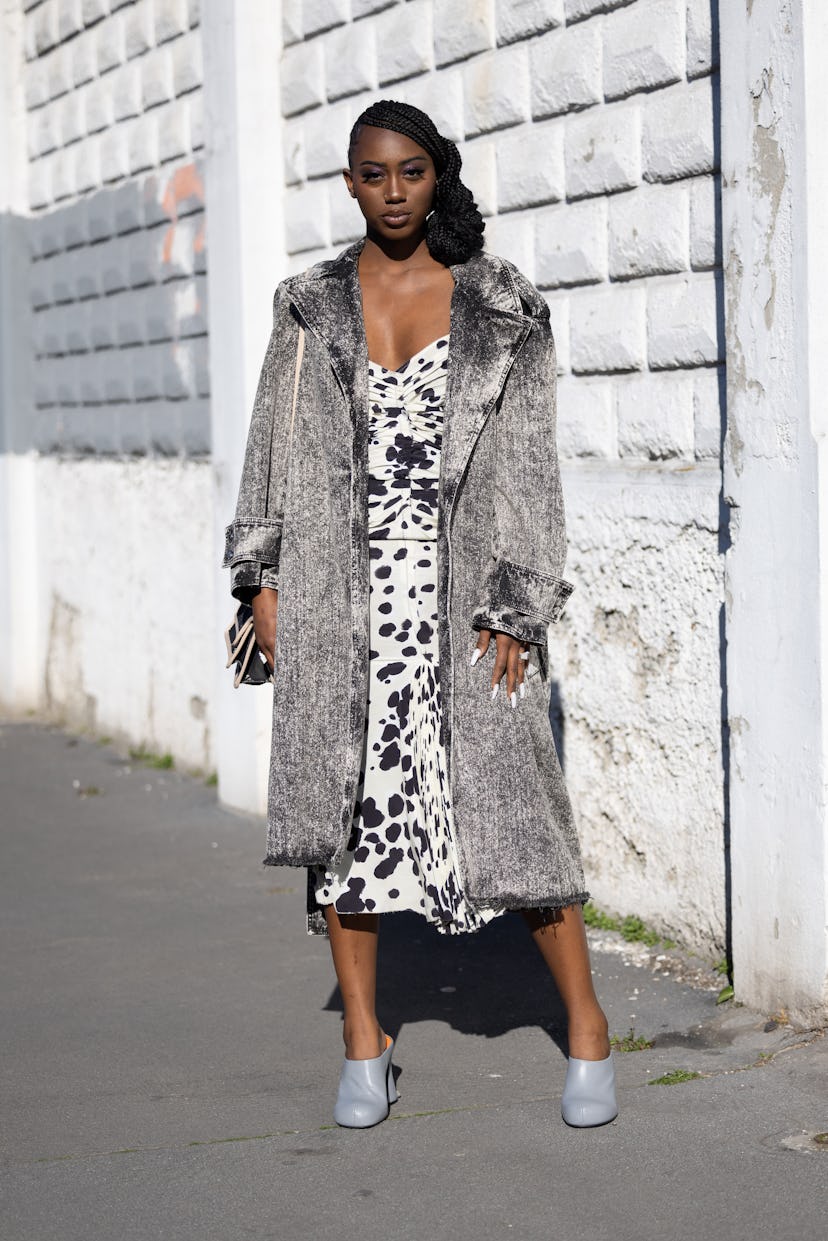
[{"xmin": 384, "ymin": 173, "xmax": 406, "ymax": 202}]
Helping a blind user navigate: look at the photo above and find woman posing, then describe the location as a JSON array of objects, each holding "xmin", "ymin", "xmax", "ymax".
[{"xmin": 224, "ymin": 100, "xmax": 617, "ymax": 1130}]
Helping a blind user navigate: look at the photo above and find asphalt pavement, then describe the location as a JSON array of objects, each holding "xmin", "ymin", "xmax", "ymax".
[{"xmin": 1, "ymin": 719, "xmax": 825, "ymax": 1241}]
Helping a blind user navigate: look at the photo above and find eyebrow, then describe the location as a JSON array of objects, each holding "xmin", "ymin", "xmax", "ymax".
[{"xmin": 358, "ymin": 155, "xmax": 429, "ymax": 167}]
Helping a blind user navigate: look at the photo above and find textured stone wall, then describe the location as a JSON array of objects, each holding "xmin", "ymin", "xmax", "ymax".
[
  {"xmin": 278, "ymin": 0, "xmax": 726, "ymax": 950},
  {"xmin": 2, "ymin": 1, "xmax": 215, "ymax": 767},
  {"xmin": 23, "ymin": 0, "xmax": 208, "ymax": 456}
]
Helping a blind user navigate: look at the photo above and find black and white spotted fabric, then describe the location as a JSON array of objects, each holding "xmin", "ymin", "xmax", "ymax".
[{"xmin": 311, "ymin": 335, "xmax": 504, "ymax": 934}]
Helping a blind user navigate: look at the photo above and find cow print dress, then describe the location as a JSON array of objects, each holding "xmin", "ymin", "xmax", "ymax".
[{"xmin": 309, "ymin": 335, "xmax": 505, "ymax": 935}]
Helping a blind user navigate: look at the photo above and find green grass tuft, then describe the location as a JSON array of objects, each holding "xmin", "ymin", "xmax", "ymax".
[
  {"xmin": 610, "ymin": 1027, "xmax": 654, "ymax": 1053},
  {"xmin": 583, "ymin": 902, "xmax": 675, "ymax": 950},
  {"xmin": 129, "ymin": 746, "xmax": 174, "ymax": 770},
  {"xmin": 649, "ymin": 1069, "xmax": 702, "ymax": 1086}
]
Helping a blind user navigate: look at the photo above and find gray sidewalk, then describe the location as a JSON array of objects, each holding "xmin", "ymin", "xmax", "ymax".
[{"xmin": 1, "ymin": 719, "xmax": 825, "ymax": 1241}]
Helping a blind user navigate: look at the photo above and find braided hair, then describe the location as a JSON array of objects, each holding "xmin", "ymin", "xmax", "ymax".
[{"xmin": 348, "ymin": 99, "xmax": 485, "ymax": 265}]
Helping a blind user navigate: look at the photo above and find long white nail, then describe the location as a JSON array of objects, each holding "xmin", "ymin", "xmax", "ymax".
[
  {"xmin": 470, "ymin": 648, "xmax": 481, "ymax": 666},
  {"xmin": 519, "ymin": 682, "xmax": 525, "ymax": 699},
  {"xmin": 491, "ymin": 683, "xmax": 499, "ymax": 700},
  {"xmin": 510, "ymin": 691, "xmax": 517, "ymax": 709}
]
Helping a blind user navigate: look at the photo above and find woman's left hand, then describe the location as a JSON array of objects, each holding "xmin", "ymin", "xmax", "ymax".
[{"xmin": 471, "ymin": 628, "xmax": 530, "ymax": 707}]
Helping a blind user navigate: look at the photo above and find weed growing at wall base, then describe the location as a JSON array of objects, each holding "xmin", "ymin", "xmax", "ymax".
[
  {"xmin": 582, "ymin": 901, "xmax": 677, "ymax": 949},
  {"xmin": 128, "ymin": 746, "xmax": 175, "ymax": 770}
]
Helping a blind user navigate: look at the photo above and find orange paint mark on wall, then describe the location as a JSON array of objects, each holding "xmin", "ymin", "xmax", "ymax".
[{"xmin": 161, "ymin": 163, "xmax": 206, "ymax": 264}]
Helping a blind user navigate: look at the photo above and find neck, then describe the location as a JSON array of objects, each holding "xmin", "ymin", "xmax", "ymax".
[{"xmin": 359, "ymin": 230, "xmax": 439, "ymax": 272}]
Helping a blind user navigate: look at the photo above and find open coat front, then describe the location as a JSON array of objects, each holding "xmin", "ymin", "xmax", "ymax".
[{"xmin": 224, "ymin": 238, "xmax": 588, "ymax": 917}]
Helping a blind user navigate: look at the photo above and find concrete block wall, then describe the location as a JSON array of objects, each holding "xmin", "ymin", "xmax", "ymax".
[
  {"xmin": 1, "ymin": 1, "xmax": 215, "ymax": 771},
  {"xmin": 23, "ymin": 0, "xmax": 208, "ymax": 457},
  {"xmin": 277, "ymin": 0, "xmax": 726, "ymax": 951}
]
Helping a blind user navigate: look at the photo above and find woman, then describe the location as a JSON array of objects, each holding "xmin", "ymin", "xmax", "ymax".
[{"xmin": 223, "ymin": 100, "xmax": 617, "ymax": 1130}]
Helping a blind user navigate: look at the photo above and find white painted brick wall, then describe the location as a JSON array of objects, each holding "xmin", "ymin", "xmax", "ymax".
[
  {"xmin": 464, "ymin": 44, "xmax": 530, "ymax": 135},
  {"xmin": 602, "ymin": 0, "xmax": 685, "ymax": 100},
  {"xmin": 375, "ymin": 1, "xmax": 433, "ymax": 86},
  {"xmin": 434, "ymin": 0, "xmax": 495, "ymax": 68},
  {"xmin": 460, "ymin": 137, "xmax": 496, "ymax": 217},
  {"xmin": 608, "ymin": 182, "xmax": 688, "ymax": 279},
  {"xmin": 556, "ymin": 375, "xmax": 615, "ymax": 457},
  {"xmin": 495, "ymin": 121, "xmax": 564, "ymax": 212},
  {"xmin": 530, "ymin": 20, "xmax": 602, "ymax": 118},
  {"xmin": 570, "ymin": 283, "xmax": 647, "ymax": 373},
  {"xmin": 24, "ymin": 0, "xmax": 209, "ymax": 458},
  {"xmin": 535, "ymin": 199, "xmax": 607, "ymax": 288},
  {"xmin": 566, "ymin": 102, "xmax": 641, "ymax": 198},
  {"xmin": 685, "ymin": 0, "xmax": 716, "ymax": 79},
  {"xmin": 324, "ymin": 22, "xmax": 377, "ymax": 101},
  {"xmin": 616, "ymin": 371, "xmax": 694, "ymax": 458},
  {"xmin": 647, "ymin": 272, "xmax": 720, "ymax": 369},
  {"xmin": 496, "ymin": 0, "xmax": 563, "ymax": 45},
  {"xmin": 642, "ymin": 77, "xmax": 714, "ymax": 182},
  {"xmin": 280, "ymin": 0, "xmax": 723, "ymax": 473}
]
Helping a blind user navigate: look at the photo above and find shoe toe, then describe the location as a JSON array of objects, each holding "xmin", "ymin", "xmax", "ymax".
[
  {"xmin": 333, "ymin": 1040, "xmax": 395, "ymax": 1129},
  {"xmin": 561, "ymin": 1096, "xmax": 618, "ymax": 1127},
  {"xmin": 561, "ymin": 1052, "xmax": 618, "ymax": 1128}
]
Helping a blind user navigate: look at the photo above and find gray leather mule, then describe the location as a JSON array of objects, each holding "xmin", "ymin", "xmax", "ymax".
[
  {"xmin": 333, "ymin": 1033, "xmax": 399, "ymax": 1128},
  {"xmin": 561, "ymin": 1050, "xmax": 618, "ymax": 1127}
]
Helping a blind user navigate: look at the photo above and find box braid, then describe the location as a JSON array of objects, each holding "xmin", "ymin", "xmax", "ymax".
[{"xmin": 348, "ymin": 99, "xmax": 485, "ymax": 265}]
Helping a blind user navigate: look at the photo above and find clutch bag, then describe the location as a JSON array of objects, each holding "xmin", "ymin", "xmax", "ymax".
[{"xmin": 224, "ymin": 603, "xmax": 273, "ymax": 688}]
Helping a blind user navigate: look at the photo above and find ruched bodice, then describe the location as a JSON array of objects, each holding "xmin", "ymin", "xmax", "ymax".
[{"xmin": 366, "ymin": 335, "xmax": 449, "ymax": 540}]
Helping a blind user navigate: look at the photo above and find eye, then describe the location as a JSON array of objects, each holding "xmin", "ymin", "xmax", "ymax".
[
  {"xmin": 403, "ymin": 167, "xmax": 425, "ymax": 178},
  {"xmin": 361, "ymin": 171, "xmax": 383, "ymax": 182}
]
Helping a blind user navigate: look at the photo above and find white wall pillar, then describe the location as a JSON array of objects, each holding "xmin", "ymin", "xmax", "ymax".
[
  {"xmin": 202, "ymin": 1, "xmax": 287, "ymax": 811},
  {"xmin": 0, "ymin": 1, "xmax": 39, "ymax": 712},
  {"xmin": 720, "ymin": 0, "xmax": 828, "ymax": 1023}
]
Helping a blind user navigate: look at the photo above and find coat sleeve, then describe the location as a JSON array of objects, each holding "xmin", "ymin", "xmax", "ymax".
[
  {"xmin": 470, "ymin": 300, "xmax": 574, "ymax": 646},
  {"xmin": 222, "ymin": 282, "xmax": 300, "ymax": 603}
]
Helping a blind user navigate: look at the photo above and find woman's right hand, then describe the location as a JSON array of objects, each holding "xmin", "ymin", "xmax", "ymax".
[{"xmin": 252, "ymin": 587, "xmax": 279, "ymax": 671}]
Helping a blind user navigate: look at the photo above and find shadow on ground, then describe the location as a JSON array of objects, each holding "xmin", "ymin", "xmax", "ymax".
[{"xmin": 321, "ymin": 910, "xmax": 569, "ymax": 1052}]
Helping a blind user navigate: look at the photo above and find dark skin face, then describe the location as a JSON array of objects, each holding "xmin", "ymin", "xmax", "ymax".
[
  {"xmin": 343, "ymin": 123, "xmax": 439, "ymax": 258},
  {"xmin": 343, "ymin": 124, "xmax": 454, "ymax": 371}
]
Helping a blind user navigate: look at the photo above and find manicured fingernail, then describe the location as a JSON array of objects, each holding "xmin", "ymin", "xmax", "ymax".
[
  {"xmin": 491, "ymin": 684, "xmax": 499, "ymax": 700},
  {"xmin": 470, "ymin": 648, "xmax": 481, "ymax": 666},
  {"xmin": 510, "ymin": 691, "xmax": 517, "ymax": 709},
  {"xmin": 519, "ymin": 682, "xmax": 525, "ymax": 699}
]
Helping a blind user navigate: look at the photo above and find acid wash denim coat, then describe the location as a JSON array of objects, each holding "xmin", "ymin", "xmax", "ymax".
[{"xmin": 224, "ymin": 236, "xmax": 588, "ymax": 923}]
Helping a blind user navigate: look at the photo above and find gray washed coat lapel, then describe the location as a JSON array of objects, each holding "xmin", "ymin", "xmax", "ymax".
[{"xmin": 285, "ymin": 238, "xmax": 535, "ymax": 513}]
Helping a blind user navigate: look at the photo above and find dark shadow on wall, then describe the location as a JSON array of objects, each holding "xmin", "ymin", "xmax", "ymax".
[
  {"xmin": 4, "ymin": 170, "xmax": 210, "ymax": 461},
  {"xmin": 0, "ymin": 211, "xmax": 34, "ymax": 455},
  {"xmin": 709, "ymin": 0, "xmax": 733, "ymax": 980},
  {"xmin": 548, "ymin": 678, "xmax": 566, "ymax": 773}
]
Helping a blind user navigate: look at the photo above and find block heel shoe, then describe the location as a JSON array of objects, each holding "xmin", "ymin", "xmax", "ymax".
[
  {"xmin": 561, "ymin": 1049, "xmax": 618, "ymax": 1127},
  {"xmin": 333, "ymin": 1033, "xmax": 398, "ymax": 1128}
]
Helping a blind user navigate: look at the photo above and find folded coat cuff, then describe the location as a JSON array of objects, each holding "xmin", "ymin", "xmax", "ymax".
[
  {"xmin": 471, "ymin": 557, "xmax": 574, "ymax": 644},
  {"xmin": 223, "ymin": 519, "xmax": 282, "ymax": 602}
]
